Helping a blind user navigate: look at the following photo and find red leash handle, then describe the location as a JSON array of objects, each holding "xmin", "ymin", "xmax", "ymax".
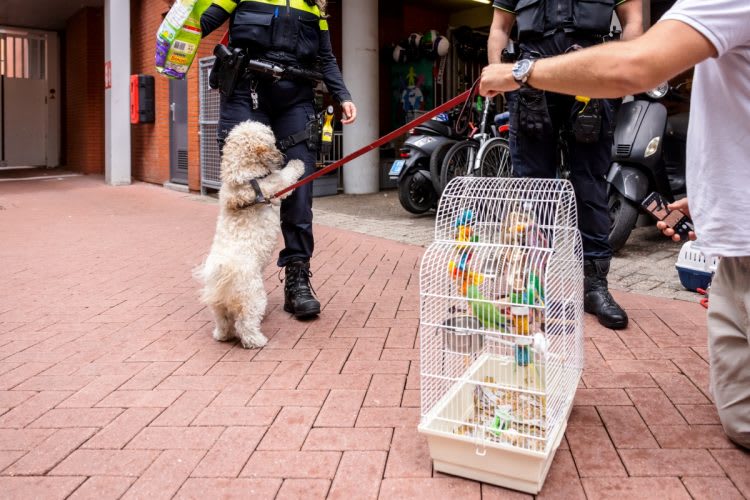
[{"xmin": 272, "ymin": 88, "xmax": 475, "ymax": 199}]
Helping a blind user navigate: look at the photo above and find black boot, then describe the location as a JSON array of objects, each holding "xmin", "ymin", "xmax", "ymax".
[
  {"xmin": 584, "ymin": 259, "xmax": 628, "ymax": 330},
  {"xmin": 283, "ymin": 259, "xmax": 320, "ymax": 319}
]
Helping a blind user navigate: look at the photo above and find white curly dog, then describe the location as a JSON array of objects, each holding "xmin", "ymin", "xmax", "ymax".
[{"xmin": 196, "ymin": 121, "xmax": 304, "ymax": 348}]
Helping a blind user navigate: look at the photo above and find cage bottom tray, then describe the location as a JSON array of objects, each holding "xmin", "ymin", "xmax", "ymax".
[{"xmin": 418, "ymin": 354, "xmax": 573, "ymax": 494}]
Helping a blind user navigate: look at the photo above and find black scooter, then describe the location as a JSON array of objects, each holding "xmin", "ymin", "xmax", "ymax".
[
  {"xmin": 607, "ymin": 79, "xmax": 690, "ymax": 252},
  {"xmin": 390, "ymin": 114, "xmax": 460, "ymax": 214}
]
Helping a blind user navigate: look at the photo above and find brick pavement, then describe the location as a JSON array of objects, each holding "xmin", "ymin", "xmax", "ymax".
[{"xmin": 0, "ymin": 176, "xmax": 747, "ymax": 499}]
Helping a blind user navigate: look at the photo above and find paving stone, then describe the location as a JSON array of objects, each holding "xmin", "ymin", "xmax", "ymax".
[
  {"xmin": 619, "ymin": 449, "xmax": 724, "ymax": 477},
  {"xmin": 175, "ymin": 478, "xmax": 282, "ymax": 499},
  {"xmin": 303, "ymin": 427, "xmax": 392, "ymax": 451},
  {"xmin": 122, "ymin": 449, "xmax": 205, "ymax": 500},
  {"xmin": 126, "ymin": 426, "xmax": 223, "ymax": 450},
  {"xmin": 315, "ymin": 390, "xmax": 365, "ymax": 428},
  {"xmin": 192, "ymin": 406, "xmax": 279, "ymax": 427},
  {"xmin": 581, "ymin": 477, "xmax": 690, "ymax": 499},
  {"xmin": 5, "ymin": 427, "xmax": 97, "ymax": 475},
  {"xmin": 240, "ymin": 451, "xmax": 341, "ymax": 479},
  {"xmin": 328, "ymin": 451, "xmax": 386, "ymax": 500},
  {"xmin": 67, "ymin": 476, "xmax": 135, "ymax": 500},
  {"xmin": 51, "ymin": 449, "xmax": 161, "ymax": 476},
  {"xmin": 191, "ymin": 427, "xmax": 266, "ymax": 478},
  {"xmin": 257, "ymin": 406, "xmax": 318, "ymax": 451},
  {"xmin": 276, "ymin": 479, "xmax": 330, "ymax": 500},
  {"xmin": 626, "ymin": 388, "xmax": 687, "ymax": 426},
  {"xmin": 682, "ymin": 476, "xmax": 745, "ymax": 500},
  {"xmin": 597, "ymin": 406, "xmax": 658, "ymax": 449},
  {"xmin": 0, "ymin": 477, "xmax": 86, "ymax": 500},
  {"xmin": 379, "ymin": 477, "xmax": 481, "ymax": 499},
  {"xmin": 565, "ymin": 425, "xmax": 627, "ymax": 477},
  {"xmin": 710, "ymin": 449, "xmax": 750, "ymax": 497},
  {"xmin": 384, "ymin": 427, "xmax": 432, "ymax": 478}
]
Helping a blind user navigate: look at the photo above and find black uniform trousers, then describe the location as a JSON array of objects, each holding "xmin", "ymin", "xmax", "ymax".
[
  {"xmin": 508, "ymin": 32, "xmax": 615, "ymax": 260},
  {"xmin": 218, "ymin": 73, "xmax": 318, "ymax": 267}
]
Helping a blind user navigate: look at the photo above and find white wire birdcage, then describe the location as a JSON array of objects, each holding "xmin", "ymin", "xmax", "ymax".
[{"xmin": 418, "ymin": 176, "xmax": 584, "ymax": 494}]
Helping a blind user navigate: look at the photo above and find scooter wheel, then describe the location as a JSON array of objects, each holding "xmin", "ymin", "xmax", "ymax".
[
  {"xmin": 398, "ymin": 171, "xmax": 436, "ymax": 214},
  {"xmin": 608, "ymin": 191, "xmax": 639, "ymax": 253},
  {"xmin": 429, "ymin": 141, "xmax": 456, "ymax": 196}
]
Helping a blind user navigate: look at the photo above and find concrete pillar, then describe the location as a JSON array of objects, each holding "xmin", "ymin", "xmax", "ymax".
[
  {"xmin": 104, "ymin": 0, "xmax": 131, "ymax": 185},
  {"xmin": 342, "ymin": 0, "xmax": 379, "ymax": 194}
]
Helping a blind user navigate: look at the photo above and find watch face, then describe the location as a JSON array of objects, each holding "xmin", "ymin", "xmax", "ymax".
[{"xmin": 513, "ymin": 59, "xmax": 531, "ymax": 80}]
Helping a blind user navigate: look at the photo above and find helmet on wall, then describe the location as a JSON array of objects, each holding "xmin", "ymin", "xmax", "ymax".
[
  {"xmin": 392, "ymin": 43, "xmax": 408, "ymax": 64},
  {"xmin": 406, "ymin": 32, "xmax": 422, "ymax": 60},
  {"xmin": 420, "ymin": 29, "xmax": 439, "ymax": 58},
  {"xmin": 433, "ymin": 35, "xmax": 450, "ymax": 58}
]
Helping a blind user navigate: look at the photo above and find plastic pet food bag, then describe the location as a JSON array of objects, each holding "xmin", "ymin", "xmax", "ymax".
[{"xmin": 155, "ymin": 0, "xmax": 211, "ymax": 79}]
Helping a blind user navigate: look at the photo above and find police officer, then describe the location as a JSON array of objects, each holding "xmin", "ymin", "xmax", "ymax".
[
  {"xmin": 486, "ymin": 0, "xmax": 642, "ymax": 330},
  {"xmin": 200, "ymin": 0, "xmax": 357, "ymax": 319}
]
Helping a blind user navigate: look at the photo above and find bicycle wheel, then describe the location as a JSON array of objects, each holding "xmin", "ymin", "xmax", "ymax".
[
  {"xmin": 440, "ymin": 140, "xmax": 478, "ymax": 192},
  {"xmin": 478, "ymin": 137, "xmax": 512, "ymax": 178}
]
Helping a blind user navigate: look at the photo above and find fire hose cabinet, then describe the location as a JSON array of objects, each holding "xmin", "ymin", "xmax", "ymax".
[
  {"xmin": 130, "ymin": 74, "xmax": 155, "ymax": 124},
  {"xmin": 418, "ymin": 177, "xmax": 584, "ymax": 494}
]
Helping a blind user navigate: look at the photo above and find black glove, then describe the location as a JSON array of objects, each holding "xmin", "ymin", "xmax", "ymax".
[{"xmin": 518, "ymin": 87, "xmax": 552, "ymax": 139}]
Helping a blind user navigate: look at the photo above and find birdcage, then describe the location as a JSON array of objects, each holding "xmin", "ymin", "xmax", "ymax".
[{"xmin": 418, "ymin": 177, "xmax": 584, "ymax": 494}]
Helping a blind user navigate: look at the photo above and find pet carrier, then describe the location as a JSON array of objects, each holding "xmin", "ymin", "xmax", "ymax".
[
  {"xmin": 675, "ymin": 240, "xmax": 718, "ymax": 292},
  {"xmin": 418, "ymin": 177, "xmax": 584, "ymax": 494}
]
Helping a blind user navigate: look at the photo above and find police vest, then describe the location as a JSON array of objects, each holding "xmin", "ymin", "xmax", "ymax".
[
  {"xmin": 213, "ymin": 0, "xmax": 328, "ymax": 64},
  {"xmin": 511, "ymin": 0, "xmax": 616, "ymax": 41}
]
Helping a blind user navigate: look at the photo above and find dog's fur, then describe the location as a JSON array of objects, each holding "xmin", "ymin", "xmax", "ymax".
[{"xmin": 196, "ymin": 121, "xmax": 304, "ymax": 348}]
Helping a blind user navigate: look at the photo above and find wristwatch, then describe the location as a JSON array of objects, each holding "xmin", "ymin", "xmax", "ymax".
[{"xmin": 512, "ymin": 59, "xmax": 536, "ymax": 87}]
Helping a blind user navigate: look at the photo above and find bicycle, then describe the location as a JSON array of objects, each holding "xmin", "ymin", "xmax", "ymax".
[{"xmin": 439, "ymin": 97, "xmax": 512, "ymax": 192}]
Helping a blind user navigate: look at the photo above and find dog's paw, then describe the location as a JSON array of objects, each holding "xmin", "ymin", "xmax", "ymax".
[
  {"xmin": 240, "ymin": 333, "xmax": 268, "ymax": 349},
  {"xmin": 285, "ymin": 159, "xmax": 305, "ymax": 180},
  {"xmin": 212, "ymin": 326, "xmax": 234, "ymax": 343}
]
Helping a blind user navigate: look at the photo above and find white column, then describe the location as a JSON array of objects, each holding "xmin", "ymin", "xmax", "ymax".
[
  {"xmin": 342, "ymin": 0, "xmax": 379, "ymax": 194},
  {"xmin": 104, "ymin": 0, "xmax": 131, "ymax": 185}
]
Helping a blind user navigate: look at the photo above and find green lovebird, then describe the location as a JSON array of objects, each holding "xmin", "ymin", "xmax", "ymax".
[{"xmin": 466, "ymin": 285, "xmax": 508, "ymax": 331}]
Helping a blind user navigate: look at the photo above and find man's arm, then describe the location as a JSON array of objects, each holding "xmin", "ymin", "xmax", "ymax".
[
  {"xmin": 480, "ymin": 20, "xmax": 717, "ymax": 98},
  {"xmin": 616, "ymin": 0, "xmax": 643, "ymax": 41},
  {"xmin": 487, "ymin": 8, "xmax": 516, "ymax": 64}
]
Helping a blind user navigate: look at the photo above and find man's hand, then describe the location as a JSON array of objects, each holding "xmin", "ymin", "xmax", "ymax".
[
  {"xmin": 480, "ymin": 64, "xmax": 519, "ymax": 97},
  {"xmin": 656, "ymin": 198, "xmax": 697, "ymax": 242},
  {"xmin": 341, "ymin": 101, "xmax": 357, "ymax": 125}
]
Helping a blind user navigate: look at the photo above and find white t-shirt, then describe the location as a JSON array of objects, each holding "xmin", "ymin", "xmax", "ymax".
[{"xmin": 661, "ymin": 1, "xmax": 750, "ymax": 258}]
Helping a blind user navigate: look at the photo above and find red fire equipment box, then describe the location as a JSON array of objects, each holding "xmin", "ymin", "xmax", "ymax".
[{"xmin": 130, "ymin": 74, "xmax": 155, "ymax": 124}]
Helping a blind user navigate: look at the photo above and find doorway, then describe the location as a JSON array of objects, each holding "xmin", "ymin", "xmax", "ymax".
[
  {"xmin": 1, "ymin": 29, "xmax": 57, "ymax": 168},
  {"xmin": 169, "ymin": 78, "xmax": 188, "ymax": 185}
]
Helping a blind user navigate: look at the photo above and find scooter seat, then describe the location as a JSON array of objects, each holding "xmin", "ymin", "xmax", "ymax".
[
  {"xmin": 494, "ymin": 112, "xmax": 510, "ymax": 126},
  {"xmin": 666, "ymin": 112, "xmax": 689, "ymax": 141},
  {"xmin": 416, "ymin": 120, "xmax": 454, "ymax": 137}
]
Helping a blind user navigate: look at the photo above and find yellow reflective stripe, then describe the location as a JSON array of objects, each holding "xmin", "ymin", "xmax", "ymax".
[
  {"xmin": 212, "ymin": 0, "xmax": 237, "ymax": 13},
  {"xmin": 319, "ymin": 19, "xmax": 328, "ymax": 30},
  {"xmin": 239, "ymin": 0, "xmax": 320, "ymax": 16}
]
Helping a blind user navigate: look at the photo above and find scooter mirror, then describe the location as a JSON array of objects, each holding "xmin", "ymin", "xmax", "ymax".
[{"xmin": 646, "ymin": 82, "xmax": 669, "ymax": 99}]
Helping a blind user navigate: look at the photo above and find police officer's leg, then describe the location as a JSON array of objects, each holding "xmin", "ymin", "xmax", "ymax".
[
  {"xmin": 567, "ymin": 98, "xmax": 628, "ymax": 329},
  {"xmin": 507, "ymin": 90, "xmax": 559, "ymax": 179},
  {"xmin": 270, "ymin": 81, "xmax": 319, "ymax": 318}
]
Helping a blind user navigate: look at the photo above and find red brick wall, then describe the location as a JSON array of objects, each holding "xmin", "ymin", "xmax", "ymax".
[
  {"xmin": 130, "ymin": 0, "xmax": 172, "ymax": 186},
  {"xmin": 64, "ymin": 8, "xmax": 104, "ymax": 174}
]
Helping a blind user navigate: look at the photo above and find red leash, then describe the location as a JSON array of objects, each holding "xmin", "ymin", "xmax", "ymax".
[{"xmin": 272, "ymin": 88, "xmax": 475, "ymax": 199}]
